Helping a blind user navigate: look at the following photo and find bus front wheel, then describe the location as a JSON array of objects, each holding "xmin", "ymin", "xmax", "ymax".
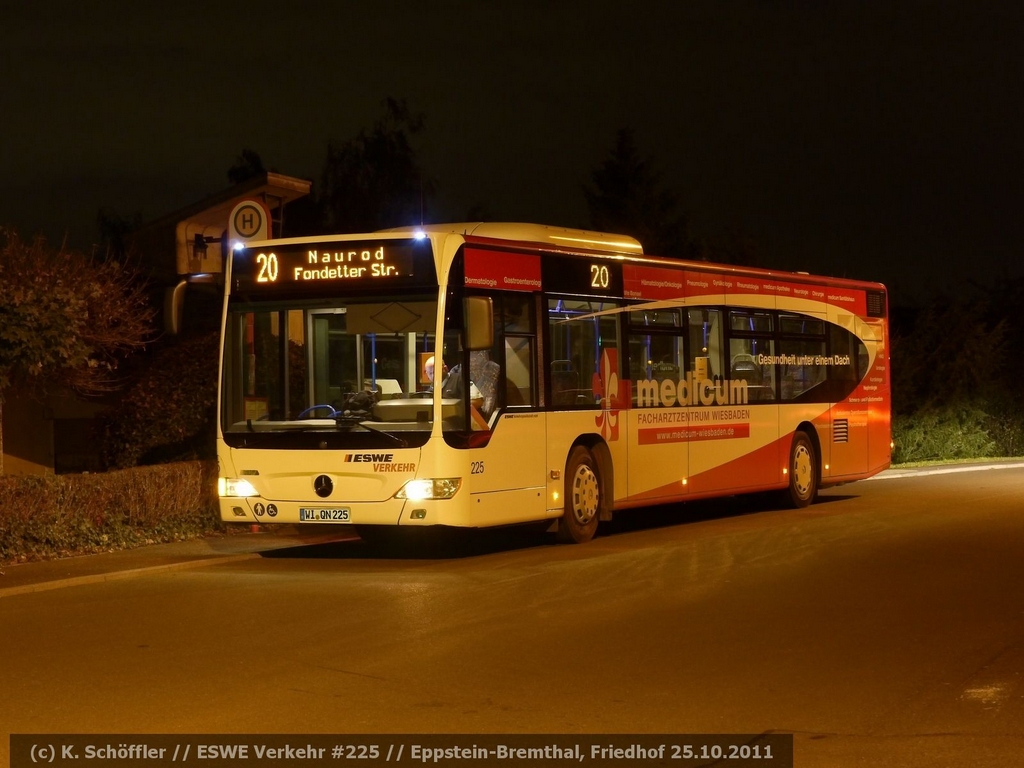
[
  {"xmin": 786, "ymin": 431, "xmax": 818, "ymax": 508},
  {"xmin": 558, "ymin": 446, "xmax": 601, "ymax": 543}
]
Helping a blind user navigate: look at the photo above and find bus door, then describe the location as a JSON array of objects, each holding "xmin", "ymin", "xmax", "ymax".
[
  {"xmin": 459, "ymin": 293, "xmax": 547, "ymax": 526},
  {"xmin": 626, "ymin": 305, "xmax": 691, "ymax": 503}
]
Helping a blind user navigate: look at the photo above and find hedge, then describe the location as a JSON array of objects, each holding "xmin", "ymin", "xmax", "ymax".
[{"xmin": 0, "ymin": 460, "xmax": 222, "ymax": 564}]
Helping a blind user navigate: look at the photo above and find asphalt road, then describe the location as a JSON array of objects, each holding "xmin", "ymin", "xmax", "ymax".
[{"xmin": 2, "ymin": 464, "xmax": 1024, "ymax": 767}]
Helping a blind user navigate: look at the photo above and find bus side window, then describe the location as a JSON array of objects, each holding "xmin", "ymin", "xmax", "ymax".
[
  {"xmin": 688, "ymin": 308, "xmax": 724, "ymax": 380},
  {"xmin": 829, "ymin": 324, "xmax": 861, "ymax": 384},
  {"xmin": 778, "ymin": 314, "xmax": 827, "ymax": 401},
  {"xmin": 550, "ymin": 359, "xmax": 578, "ymax": 406},
  {"xmin": 547, "ymin": 298, "xmax": 619, "ymax": 408},
  {"xmin": 727, "ymin": 309, "xmax": 776, "ymax": 401},
  {"xmin": 504, "ymin": 347, "xmax": 530, "ymax": 406},
  {"xmin": 500, "ymin": 292, "xmax": 536, "ymax": 407}
]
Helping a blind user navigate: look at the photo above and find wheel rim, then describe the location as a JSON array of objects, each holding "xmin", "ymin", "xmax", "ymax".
[
  {"xmin": 793, "ymin": 443, "xmax": 813, "ymax": 498},
  {"xmin": 570, "ymin": 463, "xmax": 600, "ymax": 525}
]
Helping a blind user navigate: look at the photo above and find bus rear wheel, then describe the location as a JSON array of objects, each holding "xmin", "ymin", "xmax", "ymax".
[
  {"xmin": 558, "ymin": 446, "xmax": 601, "ymax": 543},
  {"xmin": 786, "ymin": 431, "xmax": 818, "ymax": 508}
]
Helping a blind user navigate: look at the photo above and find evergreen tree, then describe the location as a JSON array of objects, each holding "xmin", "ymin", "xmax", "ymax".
[
  {"xmin": 227, "ymin": 148, "xmax": 266, "ymax": 185},
  {"xmin": 317, "ymin": 97, "xmax": 434, "ymax": 233},
  {"xmin": 584, "ymin": 129, "xmax": 692, "ymax": 258}
]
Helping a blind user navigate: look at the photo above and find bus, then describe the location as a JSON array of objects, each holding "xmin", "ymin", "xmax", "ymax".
[{"xmin": 217, "ymin": 223, "xmax": 890, "ymax": 543}]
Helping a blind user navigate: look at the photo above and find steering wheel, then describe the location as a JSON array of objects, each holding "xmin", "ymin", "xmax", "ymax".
[{"xmin": 297, "ymin": 404, "xmax": 338, "ymax": 419}]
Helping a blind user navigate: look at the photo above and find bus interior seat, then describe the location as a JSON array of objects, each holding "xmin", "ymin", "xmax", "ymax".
[
  {"xmin": 550, "ymin": 361, "xmax": 579, "ymax": 406},
  {"xmin": 364, "ymin": 378, "xmax": 403, "ymax": 399},
  {"xmin": 730, "ymin": 354, "xmax": 760, "ymax": 385}
]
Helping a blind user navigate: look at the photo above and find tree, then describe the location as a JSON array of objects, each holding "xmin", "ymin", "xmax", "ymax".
[
  {"xmin": 0, "ymin": 230, "xmax": 154, "ymax": 472},
  {"xmin": 888, "ymin": 289, "xmax": 1021, "ymax": 461},
  {"xmin": 96, "ymin": 207, "xmax": 143, "ymax": 260},
  {"xmin": 227, "ymin": 148, "xmax": 266, "ymax": 185},
  {"xmin": 584, "ymin": 129, "xmax": 693, "ymax": 258},
  {"xmin": 317, "ymin": 97, "xmax": 435, "ymax": 233},
  {"xmin": 692, "ymin": 230, "xmax": 762, "ymax": 267},
  {"xmin": 890, "ymin": 293, "xmax": 1006, "ymax": 415}
]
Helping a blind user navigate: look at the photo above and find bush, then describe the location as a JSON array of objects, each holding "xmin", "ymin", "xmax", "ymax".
[
  {"xmin": 0, "ymin": 460, "xmax": 221, "ymax": 563},
  {"xmin": 893, "ymin": 405, "xmax": 998, "ymax": 463},
  {"xmin": 0, "ymin": 230, "xmax": 153, "ymax": 397},
  {"xmin": 101, "ymin": 332, "xmax": 219, "ymax": 468},
  {"xmin": 985, "ymin": 405, "xmax": 1024, "ymax": 458}
]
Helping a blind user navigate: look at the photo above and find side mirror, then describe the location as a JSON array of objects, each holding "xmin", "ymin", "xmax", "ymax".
[
  {"xmin": 464, "ymin": 296, "xmax": 494, "ymax": 351},
  {"xmin": 164, "ymin": 280, "xmax": 187, "ymax": 335}
]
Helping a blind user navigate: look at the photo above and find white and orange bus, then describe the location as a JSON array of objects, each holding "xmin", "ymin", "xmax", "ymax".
[{"xmin": 217, "ymin": 223, "xmax": 890, "ymax": 543}]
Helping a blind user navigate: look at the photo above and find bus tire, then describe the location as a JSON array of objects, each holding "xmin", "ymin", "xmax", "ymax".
[
  {"xmin": 787, "ymin": 431, "xmax": 818, "ymax": 508},
  {"xmin": 558, "ymin": 446, "xmax": 601, "ymax": 543}
]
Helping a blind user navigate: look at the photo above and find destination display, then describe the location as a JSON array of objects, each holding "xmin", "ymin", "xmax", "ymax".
[
  {"xmin": 232, "ymin": 239, "xmax": 429, "ymax": 292},
  {"xmin": 541, "ymin": 254, "xmax": 624, "ymax": 297}
]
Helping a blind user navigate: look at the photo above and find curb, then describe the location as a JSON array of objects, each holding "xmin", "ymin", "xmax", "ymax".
[
  {"xmin": 0, "ymin": 553, "xmax": 260, "ymax": 600},
  {"xmin": 867, "ymin": 461, "xmax": 1024, "ymax": 481}
]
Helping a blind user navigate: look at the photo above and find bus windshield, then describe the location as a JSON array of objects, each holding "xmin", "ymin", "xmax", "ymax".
[{"xmin": 220, "ymin": 295, "xmax": 444, "ymax": 449}]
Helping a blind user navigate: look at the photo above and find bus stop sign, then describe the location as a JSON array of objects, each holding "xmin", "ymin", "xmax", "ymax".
[{"xmin": 229, "ymin": 199, "xmax": 270, "ymax": 243}]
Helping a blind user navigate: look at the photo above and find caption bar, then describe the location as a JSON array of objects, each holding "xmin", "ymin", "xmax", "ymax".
[{"xmin": 11, "ymin": 735, "xmax": 792, "ymax": 767}]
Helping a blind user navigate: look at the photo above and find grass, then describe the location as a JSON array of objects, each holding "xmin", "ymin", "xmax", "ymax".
[{"xmin": 890, "ymin": 457, "xmax": 1024, "ymax": 469}]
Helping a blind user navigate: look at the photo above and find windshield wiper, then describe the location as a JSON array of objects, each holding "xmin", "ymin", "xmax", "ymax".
[{"xmin": 358, "ymin": 422, "xmax": 409, "ymax": 448}]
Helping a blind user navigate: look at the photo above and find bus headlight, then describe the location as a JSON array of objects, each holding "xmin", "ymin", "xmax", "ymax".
[
  {"xmin": 219, "ymin": 477, "xmax": 260, "ymax": 497},
  {"xmin": 395, "ymin": 478, "xmax": 462, "ymax": 501}
]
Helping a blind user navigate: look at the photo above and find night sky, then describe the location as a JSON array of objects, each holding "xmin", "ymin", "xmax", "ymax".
[{"xmin": 4, "ymin": 1, "xmax": 1022, "ymax": 302}]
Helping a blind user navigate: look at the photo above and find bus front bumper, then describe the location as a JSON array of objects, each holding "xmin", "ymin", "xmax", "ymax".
[{"xmin": 218, "ymin": 497, "xmax": 474, "ymax": 527}]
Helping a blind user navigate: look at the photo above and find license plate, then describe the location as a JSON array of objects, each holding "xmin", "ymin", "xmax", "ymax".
[{"xmin": 299, "ymin": 507, "xmax": 351, "ymax": 522}]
